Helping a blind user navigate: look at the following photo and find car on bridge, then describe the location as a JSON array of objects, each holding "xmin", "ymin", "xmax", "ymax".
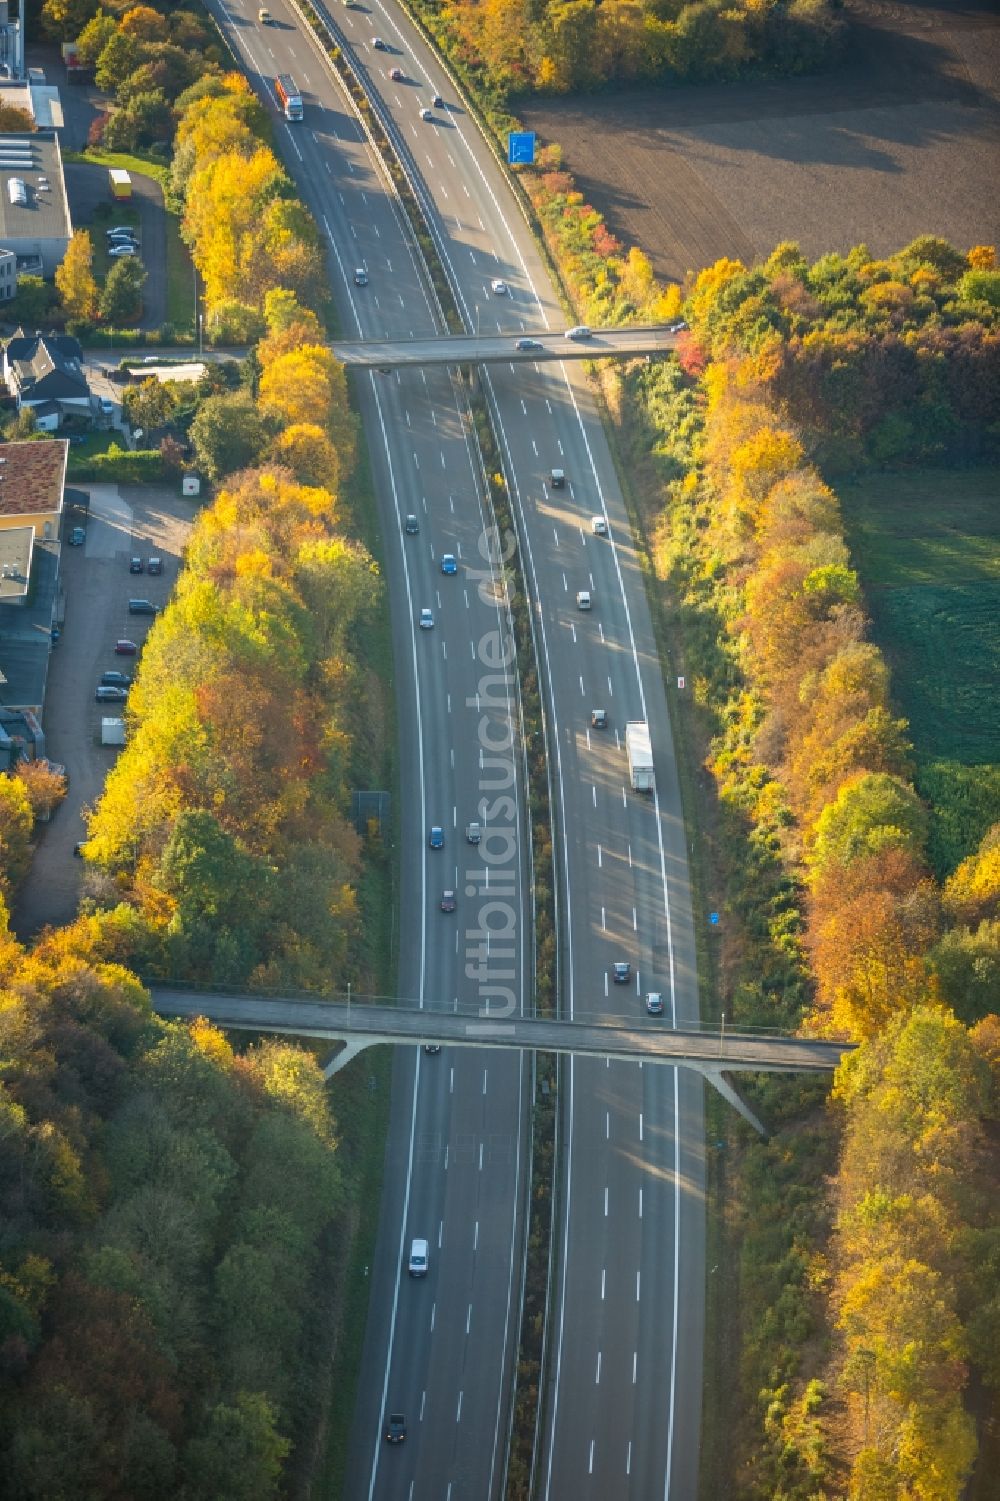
[
  {"xmin": 515, "ymin": 337, "xmax": 542, "ymax": 352},
  {"xmin": 565, "ymin": 325, "xmax": 592, "ymax": 340}
]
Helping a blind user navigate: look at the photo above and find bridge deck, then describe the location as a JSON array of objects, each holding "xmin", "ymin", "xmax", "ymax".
[{"xmin": 151, "ymin": 990, "xmax": 850, "ymax": 1074}]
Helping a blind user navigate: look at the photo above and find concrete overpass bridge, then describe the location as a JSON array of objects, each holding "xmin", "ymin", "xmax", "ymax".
[
  {"xmin": 151, "ymin": 988, "xmax": 852, "ymax": 1134},
  {"xmin": 329, "ymin": 323, "xmax": 682, "ymax": 369}
]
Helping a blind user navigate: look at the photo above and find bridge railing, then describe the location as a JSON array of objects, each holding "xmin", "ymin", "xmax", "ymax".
[{"xmin": 148, "ymin": 981, "xmax": 843, "ymax": 1046}]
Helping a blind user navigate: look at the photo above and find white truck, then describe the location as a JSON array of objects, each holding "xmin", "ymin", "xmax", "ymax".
[{"xmin": 625, "ymin": 721, "xmax": 654, "ymax": 791}]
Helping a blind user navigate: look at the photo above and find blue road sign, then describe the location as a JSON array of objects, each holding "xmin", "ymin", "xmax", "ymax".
[{"xmin": 507, "ymin": 131, "xmax": 536, "ymax": 166}]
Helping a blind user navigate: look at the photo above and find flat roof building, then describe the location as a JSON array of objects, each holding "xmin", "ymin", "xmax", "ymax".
[{"xmin": 0, "ymin": 130, "xmax": 71, "ymax": 276}]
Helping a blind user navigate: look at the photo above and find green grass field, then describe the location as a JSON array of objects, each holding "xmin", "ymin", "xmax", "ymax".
[{"xmin": 840, "ymin": 469, "xmax": 1000, "ymax": 767}]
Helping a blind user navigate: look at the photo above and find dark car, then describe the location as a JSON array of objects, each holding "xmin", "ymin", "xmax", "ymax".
[
  {"xmin": 388, "ymin": 65, "xmax": 403, "ymax": 80},
  {"xmin": 100, "ymin": 670, "xmax": 132, "ymax": 687},
  {"xmin": 385, "ymin": 1413, "xmax": 407, "ymax": 1444},
  {"xmin": 646, "ymin": 992, "xmax": 664, "ymax": 1015},
  {"xmin": 404, "ymin": 514, "xmax": 419, "ymax": 534},
  {"xmin": 591, "ymin": 709, "xmax": 608, "ymax": 729},
  {"xmin": 96, "ymin": 685, "xmax": 127, "ymax": 702},
  {"xmin": 440, "ymin": 889, "xmax": 456, "ymax": 912},
  {"xmin": 115, "ymin": 639, "xmax": 138, "ymax": 655},
  {"xmin": 129, "ymin": 556, "xmax": 143, "ymax": 573},
  {"xmin": 68, "ymin": 526, "xmax": 86, "ymax": 545},
  {"xmin": 612, "ymin": 961, "xmax": 631, "ymax": 984},
  {"xmin": 354, "ymin": 267, "xmax": 369, "ymax": 286},
  {"xmin": 73, "ymin": 841, "xmax": 86, "ymax": 858},
  {"xmin": 515, "ymin": 338, "xmax": 542, "ymax": 352},
  {"xmin": 431, "ymin": 92, "xmax": 444, "ymax": 108},
  {"xmin": 423, "ymin": 1043, "xmax": 441, "ymax": 1055},
  {"xmin": 549, "ymin": 468, "xmax": 565, "ymax": 489},
  {"xmin": 128, "ymin": 599, "xmax": 157, "ymax": 615},
  {"xmin": 146, "ymin": 556, "xmax": 162, "ymax": 575}
]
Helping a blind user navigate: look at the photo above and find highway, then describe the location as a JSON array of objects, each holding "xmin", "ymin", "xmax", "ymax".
[
  {"xmin": 211, "ymin": 1, "xmax": 703, "ymax": 1496},
  {"xmin": 210, "ymin": 3, "xmax": 536, "ymax": 1495},
  {"xmin": 330, "ymin": 324, "xmax": 683, "ymax": 366}
]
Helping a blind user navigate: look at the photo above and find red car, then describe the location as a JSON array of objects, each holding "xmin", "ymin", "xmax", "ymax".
[{"xmin": 115, "ymin": 639, "xmax": 138, "ymax": 655}]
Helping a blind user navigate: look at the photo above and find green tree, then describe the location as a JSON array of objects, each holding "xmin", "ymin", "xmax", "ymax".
[
  {"xmin": 95, "ymin": 31, "xmax": 144, "ymax": 95},
  {"xmin": 74, "ymin": 10, "xmax": 118, "ymax": 65},
  {"xmin": 810, "ymin": 772, "xmax": 928, "ymax": 874},
  {"xmin": 99, "ymin": 256, "xmax": 147, "ymax": 325},
  {"xmin": 40, "ymin": 0, "xmax": 98, "ymax": 42},
  {"xmin": 10, "ymin": 275, "xmax": 58, "ymax": 325},
  {"xmin": 181, "ymin": 1394, "xmax": 289, "ymax": 1501},
  {"xmin": 125, "ymin": 377, "xmax": 178, "ymax": 435},
  {"xmin": 189, "ymin": 391, "xmax": 269, "ymax": 480}
]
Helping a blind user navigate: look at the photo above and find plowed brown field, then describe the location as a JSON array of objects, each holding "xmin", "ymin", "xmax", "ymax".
[{"xmin": 518, "ymin": 0, "xmax": 1000, "ymax": 282}]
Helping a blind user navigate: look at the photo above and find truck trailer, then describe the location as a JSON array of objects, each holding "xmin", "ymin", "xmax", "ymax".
[
  {"xmin": 275, "ymin": 75, "xmax": 304, "ymax": 122},
  {"xmin": 625, "ymin": 721, "xmax": 654, "ymax": 792}
]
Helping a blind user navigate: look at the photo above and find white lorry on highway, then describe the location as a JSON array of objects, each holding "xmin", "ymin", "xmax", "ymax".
[{"xmin": 625, "ymin": 721, "xmax": 654, "ymax": 791}]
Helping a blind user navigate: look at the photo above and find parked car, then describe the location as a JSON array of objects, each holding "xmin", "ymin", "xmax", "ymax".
[
  {"xmin": 129, "ymin": 556, "xmax": 143, "ymax": 573},
  {"xmin": 440, "ymin": 889, "xmax": 456, "ymax": 912},
  {"xmin": 419, "ymin": 608, "xmax": 434, "ymax": 629},
  {"xmin": 68, "ymin": 526, "xmax": 86, "ymax": 545},
  {"xmin": 440, "ymin": 553, "xmax": 457, "ymax": 575},
  {"xmin": 146, "ymin": 556, "xmax": 162, "ymax": 575},
  {"xmin": 96, "ymin": 685, "xmax": 127, "ymax": 702},
  {"xmin": 106, "ymin": 225, "xmax": 135, "ymax": 237},
  {"xmin": 612, "ymin": 961, "xmax": 631, "ymax": 984},
  {"xmin": 114, "ymin": 639, "xmax": 138, "ymax": 655},
  {"xmin": 354, "ymin": 267, "xmax": 369, "ymax": 286},
  {"xmin": 128, "ymin": 599, "xmax": 157, "ymax": 615},
  {"xmin": 99, "ymin": 398, "xmax": 115, "ymax": 416},
  {"xmin": 108, "ymin": 244, "xmax": 140, "ymax": 259},
  {"xmin": 73, "ymin": 841, "xmax": 86, "ymax": 858},
  {"xmin": 100, "ymin": 670, "xmax": 132, "ymax": 687}
]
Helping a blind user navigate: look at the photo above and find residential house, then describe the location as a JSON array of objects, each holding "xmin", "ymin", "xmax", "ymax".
[{"xmin": 2, "ymin": 329, "xmax": 90, "ymax": 429}]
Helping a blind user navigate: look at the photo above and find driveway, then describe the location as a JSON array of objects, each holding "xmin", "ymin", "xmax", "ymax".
[{"xmin": 12, "ymin": 483, "xmax": 197, "ymax": 939}]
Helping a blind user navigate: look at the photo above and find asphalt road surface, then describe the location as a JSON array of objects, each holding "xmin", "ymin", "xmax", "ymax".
[{"xmin": 209, "ymin": 1, "xmax": 705, "ymax": 1495}]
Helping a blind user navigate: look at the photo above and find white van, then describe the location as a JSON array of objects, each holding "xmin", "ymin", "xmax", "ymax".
[{"xmin": 408, "ymin": 1238, "xmax": 429, "ymax": 1277}]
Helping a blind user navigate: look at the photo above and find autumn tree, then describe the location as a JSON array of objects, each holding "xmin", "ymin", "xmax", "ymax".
[
  {"xmin": 55, "ymin": 230, "xmax": 99, "ymax": 322},
  {"xmin": 0, "ymin": 773, "xmax": 34, "ymax": 897}
]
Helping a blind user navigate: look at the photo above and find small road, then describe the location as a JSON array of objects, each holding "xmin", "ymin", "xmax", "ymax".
[{"xmin": 331, "ymin": 324, "xmax": 683, "ymax": 367}]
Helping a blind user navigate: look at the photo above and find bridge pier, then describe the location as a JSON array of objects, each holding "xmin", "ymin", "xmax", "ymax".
[
  {"xmin": 694, "ymin": 1066, "xmax": 767, "ymax": 1136},
  {"xmin": 322, "ymin": 1037, "xmax": 374, "ymax": 1078}
]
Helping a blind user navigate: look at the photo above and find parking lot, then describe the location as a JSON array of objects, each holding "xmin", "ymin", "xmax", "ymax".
[{"xmin": 12, "ymin": 483, "xmax": 197, "ymax": 938}]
